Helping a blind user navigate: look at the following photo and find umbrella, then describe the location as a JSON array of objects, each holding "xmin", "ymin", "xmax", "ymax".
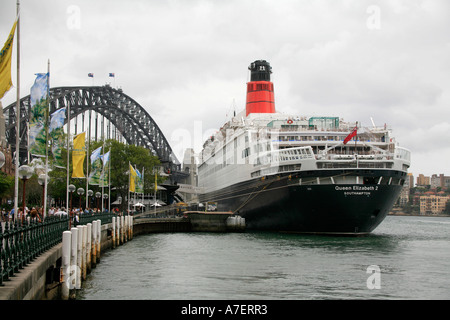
[
  {"xmin": 150, "ymin": 200, "xmax": 166, "ymax": 207},
  {"xmin": 133, "ymin": 202, "xmax": 145, "ymax": 207}
]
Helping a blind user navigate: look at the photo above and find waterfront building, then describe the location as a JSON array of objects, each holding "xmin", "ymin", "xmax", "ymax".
[
  {"xmin": 417, "ymin": 174, "xmax": 430, "ymax": 187},
  {"xmin": 419, "ymin": 193, "xmax": 449, "ymax": 215},
  {"xmin": 430, "ymin": 174, "xmax": 450, "ymax": 190},
  {"xmin": 398, "ymin": 173, "xmax": 412, "ymax": 206}
]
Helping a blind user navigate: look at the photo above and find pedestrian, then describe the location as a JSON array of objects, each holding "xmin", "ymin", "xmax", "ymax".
[
  {"xmin": 30, "ymin": 207, "xmax": 41, "ymax": 222},
  {"xmin": 73, "ymin": 212, "xmax": 79, "ymax": 227}
]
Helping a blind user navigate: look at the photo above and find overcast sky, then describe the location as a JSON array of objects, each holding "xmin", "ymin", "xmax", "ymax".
[{"xmin": 1, "ymin": 0, "xmax": 449, "ymax": 178}]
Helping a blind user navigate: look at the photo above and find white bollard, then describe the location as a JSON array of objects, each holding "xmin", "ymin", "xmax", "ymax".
[
  {"xmin": 96, "ymin": 220, "xmax": 101, "ymax": 262},
  {"xmin": 76, "ymin": 225, "xmax": 82, "ymax": 289},
  {"xmin": 81, "ymin": 225, "xmax": 87, "ymax": 281},
  {"xmin": 70, "ymin": 228, "xmax": 78, "ymax": 297},
  {"xmin": 91, "ymin": 221, "xmax": 97, "ymax": 267},
  {"xmin": 61, "ymin": 231, "xmax": 72, "ymax": 300},
  {"xmin": 129, "ymin": 216, "xmax": 133, "ymax": 240},
  {"xmin": 87, "ymin": 223, "xmax": 92, "ymax": 273},
  {"xmin": 112, "ymin": 217, "xmax": 116, "ymax": 248},
  {"xmin": 120, "ymin": 216, "xmax": 124, "ymax": 244},
  {"xmin": 116, "ymin": 216, "xmax": 120, "ymax": 246},
  {"xmin": 124, "ymin": 216, "xmax": 128, "ymax": 242},
  {"xmin": 127, "ymin": 216, "xmax": 130, "ymax": 240}
]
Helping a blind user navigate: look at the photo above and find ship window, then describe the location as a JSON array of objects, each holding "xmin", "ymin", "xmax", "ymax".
[{"xmin": 242, "ymin": 147, "xmax": 250, "ymax": 158}]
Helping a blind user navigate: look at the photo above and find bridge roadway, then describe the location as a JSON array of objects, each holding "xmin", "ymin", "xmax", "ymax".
[{"xmin": 0, "ymin": 211, "xmax": 243, "ymax": 300}]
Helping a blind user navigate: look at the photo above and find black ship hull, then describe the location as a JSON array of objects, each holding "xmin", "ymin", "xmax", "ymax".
[{"xmin": 199, "ymin": 169, "xmax": 405, "ymax": 235}]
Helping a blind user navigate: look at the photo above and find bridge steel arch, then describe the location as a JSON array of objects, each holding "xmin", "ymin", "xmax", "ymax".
[{"xmin": 3, "ymin": 85, "xmax": 180, "ymax": 172}]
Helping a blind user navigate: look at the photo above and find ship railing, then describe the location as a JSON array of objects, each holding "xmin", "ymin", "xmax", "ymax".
[
  {"xmin": 253, "ymin": 146, "xmax": 315, "ymax": 167},
  {"xmin": 317, "ymin": 152, "xmax": 394, "ymax": 161}
]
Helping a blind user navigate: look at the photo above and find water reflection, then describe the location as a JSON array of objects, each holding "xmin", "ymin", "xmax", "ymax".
[{"xmin": 79, "ymin": 216, "xmax": 450, "ymax": 300}]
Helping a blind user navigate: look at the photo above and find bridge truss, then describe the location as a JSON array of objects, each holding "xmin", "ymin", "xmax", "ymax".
[{"xmin": 3, "ymin": 85, "xmax": 182, "ymax": 174}]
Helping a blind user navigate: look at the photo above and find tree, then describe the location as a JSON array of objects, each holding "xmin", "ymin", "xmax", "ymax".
[
  {"xmin": 46, "ymin": 139, "xmax": 163, "ymax": 211},
  {"xmin": 0, "ymin": 171, "xmax": 14, "ymax": 209}
]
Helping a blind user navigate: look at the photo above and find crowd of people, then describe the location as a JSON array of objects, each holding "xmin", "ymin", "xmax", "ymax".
[
  {"xmin": 1, "ymin": 206, "xmax": 44, "ymax": 222},
  {"xmin": 1, "ymin": 206, "xmax": 122, "ymax": 224}
]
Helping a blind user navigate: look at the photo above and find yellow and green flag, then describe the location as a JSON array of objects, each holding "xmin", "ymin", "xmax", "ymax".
[
  {"xmin": 129, "ymin": 163, "xmax": 137, "ymax": 192},
  {"xmin": 0, "ymin": 19, "xmax": 17, "ymax": 100},
  {"xmin": 72, "ymin": 132, "xmax": 86, "ymax": 178}
]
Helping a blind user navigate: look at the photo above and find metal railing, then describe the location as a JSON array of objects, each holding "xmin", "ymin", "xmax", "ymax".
[
  {"xmin": 0, "ymin": 212, "xmax": 117, "ymax": 286},
  {"xmin": 0, "ymin": 216, "xmax": 69, "ymax": 285}
]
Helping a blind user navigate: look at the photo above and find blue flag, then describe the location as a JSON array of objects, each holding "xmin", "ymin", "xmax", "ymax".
[{"xmin": 29, "ymin": 73, "xmax": 49, "ymax": 157}]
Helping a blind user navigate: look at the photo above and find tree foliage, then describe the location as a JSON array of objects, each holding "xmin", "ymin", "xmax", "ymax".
[{"xmin": 47, "ymin": 139, "xmax": 163, "ymax": 211}]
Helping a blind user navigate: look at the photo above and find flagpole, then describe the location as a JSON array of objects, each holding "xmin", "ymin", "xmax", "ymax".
[
  {"xmin": 66, "ymin": 101, "xmax": 70, "ymax": 217},
  {"xmin": 86, "ymin": 109, "xmax": 91, "ymax": 208},
  {"xmin": 108, "ymin": 147, "xmax": 111, "ymax": 212},
  {"xmin": 142, "ymin": 167, "xmax": 144, "ymax": 210},
  {"xmin": 101, "ymin": 136, "xmax": 105, "ymax": 212},
  {"xmin": 154, "ymin": 170, "xmax": 157, "ymax": 215},
  {"xmin": 43, "ymin": 59, "xmax": 50, "ymax": 218},
  {"xmin": 85, "ymin": 123, "xmax": 89, "ymax": 209},
  {"xmin": 26, "ymin": 123, "xmax": 29, "ymax": 163},
  {"xmin": 128, "ymin": 161, "xmax": 130, "ymax": 214},
  {"xmin": 355, "ymin": 121, "xmax": 358, "ymax": 168},
  {"xmin": 13, "ymin": 0, "xmax": 20, "ymax": 223}
]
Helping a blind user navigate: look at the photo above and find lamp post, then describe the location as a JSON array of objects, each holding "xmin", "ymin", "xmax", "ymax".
[
  {"xmin": 18, "ymin": 165, "xmax": 34, "ymax": 223},
  {"xmin": 38, "ymin": 173, "xmax": 50, "ymax": 211},
  {"xmin": 95, "ymin": 192, "xmax": 101, "ymax": 212},
  {"xmin": 77, "ymin": 188, "xmax": 85, "ymax": 210},
  {"xmin": 103, "ymin": 193, "xmax": 109, "ymax": 212},
  {"xmin": 87, "ymin": 190, "xmax": 93, "ymax": 211},
  {"xmin": 68, "ymin": 184, "xmax": 76, "ymax": 227}
]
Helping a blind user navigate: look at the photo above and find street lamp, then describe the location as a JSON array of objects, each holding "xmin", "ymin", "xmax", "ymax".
[
  {"xmin": 38, "ymin": 173, "xmax": 50, "ymax": 210},
  {"xmin": 87, "ymin": 190, "xmax": 93, "ymax": 211},
  {"xmin": 77, "ymin": 188, "xmax": 85, "ymax": 210},
  {"xmin": 103, "ymin": 193, "xmax": 109, "ymax": 212},
  {"xmin": 95, "ymin": 192, "xmax": 101, "ymax": 212},
  {"xmin": 18, "ymin": 165, "xmax": 34, "ymax": 222}
]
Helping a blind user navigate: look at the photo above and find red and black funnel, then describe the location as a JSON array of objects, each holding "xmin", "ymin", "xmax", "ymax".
[{"xmin": 246, "ymin": 60, "xmax": 275, "ymax": 116}]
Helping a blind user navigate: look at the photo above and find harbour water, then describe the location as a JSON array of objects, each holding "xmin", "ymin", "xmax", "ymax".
[{"xmin": 78, "ymin": 215, "xmax": 450, "ymax": 300}]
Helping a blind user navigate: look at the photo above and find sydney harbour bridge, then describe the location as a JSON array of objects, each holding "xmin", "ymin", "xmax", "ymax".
[{"xmin": 3, "ymin": 84, "xmax": 185, "ymax": 181}]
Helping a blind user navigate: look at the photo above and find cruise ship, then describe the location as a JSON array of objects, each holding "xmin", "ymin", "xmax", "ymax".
[{"xmin": 196, "ymin": 60, "xmax": 411, "ymax": 235}]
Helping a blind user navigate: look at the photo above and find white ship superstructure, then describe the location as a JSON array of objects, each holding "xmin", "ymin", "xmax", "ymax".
[{"xmin": 198, "ymin": 113, "xmax": 410, "ymax": 193}]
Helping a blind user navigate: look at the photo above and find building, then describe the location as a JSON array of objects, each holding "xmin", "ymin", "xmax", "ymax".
[
  {"xmin": 407, "ymin": 173, "xmax": 415, "ymax": 188},
  {"xmin": 419, "ymin": 193, "xmax": 449, "ymax": 215},
  {"xmin": 398, "ymin": 173, "xmax": 413, "ymax": 205},
  {"xmin": 417, "ymin": 174, "xmax": 430, "ymax": 187},
  {"xmin": 431, "ymin": 174, "xmax": 450, "ymax": 190}
]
